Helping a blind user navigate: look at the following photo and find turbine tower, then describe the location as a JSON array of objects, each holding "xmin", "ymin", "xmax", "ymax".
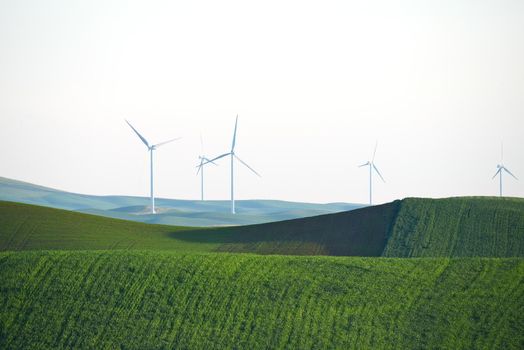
[
  {"xmin": 359, "ymin": 142, "xmax": 385, "ymax": 206},
  {"xmin": 196, "ymin": 135, "xmax": 217, "ymax": 201},
  {"xmin": 492, "ymin": 143, "xmax": 518, "ymax": 197},
  {"xmin": 203, "ymin": 115, "xmax": 260, "ymax": 214},
  {"xmin": 125, "ymin": 120, "xmax": 180, "ymax": 214}
]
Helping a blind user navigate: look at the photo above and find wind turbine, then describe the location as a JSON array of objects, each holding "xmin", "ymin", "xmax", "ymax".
[
  {"xmin": 492, "ymin": 143, "xmax": 518, "ymax": 197},
  {"xmin": 203, "ymin": 115, "xmax": 260, "ymax": 214},
  {"xmin": 125, "ymin": 120, "xmax": 180, "ymax": 214},
  {"xmin": 196, "ymin": 135, "xmax": 217, "ymax": 201},
  {"xmin": 359, "ymin": 142, "xmax": 385, "ymax": 206}
]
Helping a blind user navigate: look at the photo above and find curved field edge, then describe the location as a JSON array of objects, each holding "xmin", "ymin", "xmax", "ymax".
[
  {"xmin": 0, "ymin": 200, "xmax": 398, "ymax": 256},
  {"xmin": 0, "ymin": 250, "xmax": 523, "ymax": 349}
]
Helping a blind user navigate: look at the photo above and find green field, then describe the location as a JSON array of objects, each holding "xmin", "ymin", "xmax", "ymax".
[
  {"xmin": 0, "ymin": 201, "xmax": 207, "ymax": 252},
  {"xmin": 384, "ymin": 197, "xmax": 524, "ymax": 257},
  {"xmin": 1, "ymin": 197, "xmax": 523, "ymax": 349},
  {"xmin": 2, "ymin": 197, "xmax": 523, "ymax": 257},
  {"xmin": 0, "ymin": 200, "xmax": 397, "ymax": 255},
  {"xmin": 1, "ymin": 251, "xmax": 522, "ymax": 349}
]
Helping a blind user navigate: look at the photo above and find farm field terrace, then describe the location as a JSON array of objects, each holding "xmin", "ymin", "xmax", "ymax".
[{"xmin": 0, "ymin": 250, "xmax": 523, "ymax": 350}]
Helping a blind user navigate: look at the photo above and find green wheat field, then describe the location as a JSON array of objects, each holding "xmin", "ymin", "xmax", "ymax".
[{"xmin": 1, "ymin": 196, "xmax": 523, "ymax": 349}]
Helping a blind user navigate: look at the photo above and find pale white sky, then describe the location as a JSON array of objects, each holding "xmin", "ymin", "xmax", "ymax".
[{"xmin": 1, "ymin": 0, "xmax": 523, "ymax": 204}]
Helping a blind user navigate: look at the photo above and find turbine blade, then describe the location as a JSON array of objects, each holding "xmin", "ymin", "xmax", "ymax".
[
  {"xmin": 492, "ymin": 168, "xmax": 502, "ymax": 179},
  {"xmin": 125, "ymin": 120, "xmax": 150, "ymax": 148},
  {"xmin": 196, "ymin": 158, "xmax": 204, "ymax": 174},
  {"xmin": 503, "ymin": 167, "xmax": 518, "ymax": 180},
  {"xmin": 231, "ymin": 115, "xmax": 238, "ymax": 152},
  {"xmin": 235, "ymin": 155, "xmax": 261, "ymax": 177},
  {"xmin": 372, "ymin": 141, "xmax": 378, "ymax": 162},
  {"xmin": 203, "ymin": 157, "xmax": 218, "ymax": 166},
  {"xmin": 373, "ymin": 164, "xmax": 386, "ymax": 183},
  {"xmin": 358, "ymin": 162, "xmax": 370, "ymax": 168},
  {"xmin": 154, "ymin": 137, "xmax": 181, "ymax": 148},
  {"xmin": 202, "ymin": 152, "xmax": 230, "ymax": 165}
]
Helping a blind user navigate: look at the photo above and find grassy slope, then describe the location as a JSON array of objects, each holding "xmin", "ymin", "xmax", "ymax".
[
  {"xmin": 0, "ymin": 251, "xmax": 522, "ymax": 350},
  {"xmin": 2, "ymin": 197, "xmax": 524, "ymax": 257},
  {"xmin": 0, "ymin": 201, "xmax": 212, "ymax": 252},
  {"xmin": 384, "ymin": 197, "xmax": 524, "ymax": 257},
  {"xmin": 0, "ymin": 200, "xmax": 398, "ymax": 256}
]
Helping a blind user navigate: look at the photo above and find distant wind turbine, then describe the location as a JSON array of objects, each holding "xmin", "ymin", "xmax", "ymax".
[
  {"xmin": 492, "ymin": 143, "xmax": 518, "ymax": 197},
  {"xmin": 359, "ymin": 142, "xmax": 386, "ymax": 206},
  {"xmin": 196, "ymin": 134, "xmax": 217, "ymax": 201},
  {"xmin": 125, "ymin": 120, "xmax": 180, "ymax": 214},
  {"xmin": 203, "ymin": 116, "xmax": 260, "ymax": 214}
]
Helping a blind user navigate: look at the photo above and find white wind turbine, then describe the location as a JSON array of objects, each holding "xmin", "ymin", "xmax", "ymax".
[
  {"xmin": 196, "ymin": 135, "xmax": 217, "ymax": 201},
  {"xmin": 203, "ymin": 116, "xmax": 261, "ymax": 214},
  {"xmin": 492, "ymin": 143, "xmax": 518, "ymax": 197},
  {"xmin": 125, "ymin": 120, "xmax": 180, "ymax": 214},
  {"xmin": 359, "ymin": 142, "xmax": 386, "ymax": 206}
]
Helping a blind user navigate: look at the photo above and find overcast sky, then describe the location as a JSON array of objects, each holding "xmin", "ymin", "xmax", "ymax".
[{"xmin": 1, "ymin": 0, "xmax": 523, "ymax": 204}]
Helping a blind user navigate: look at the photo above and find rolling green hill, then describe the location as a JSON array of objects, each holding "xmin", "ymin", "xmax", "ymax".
[
  {"xmin": 384, "ymin": 197, "xmax": 524, "ymax": 257},
  {"xmin": 0, "ymin": 201, "xmax": 206, "ymax": 252},
  {"xmin": 1, "ymin": 197, "xmax": 523, "ymax": 349},
  {"xmin": 1, "ymin": 196, "xmax": 524, "ymax": 257},
  {"xmin": 0, "ymin": 200, "xmax": 397, "ymax": 256},
  {"xmin": 0, "ymin": 251, "xmax": 522, "ymax": 349},
  {"xmin": 0, "ymin": 176, "xmax": 362, "ymax": 226}
]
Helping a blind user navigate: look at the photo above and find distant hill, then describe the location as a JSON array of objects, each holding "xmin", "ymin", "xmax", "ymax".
[
  {"xmin": 0, "ymin": 250, "xmax": 522, "ymax": 349},
  {"xmin": 0, "ymin": 177, "xmax": 363, "ymax": 226},
  {"xmin": 1, "ymin": 196, "xmax": 523, "ymax": 257}
]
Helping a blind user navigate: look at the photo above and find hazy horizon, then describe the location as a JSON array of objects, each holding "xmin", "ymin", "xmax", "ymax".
[{"xmin": 1, "ymin": 0, "xmax": 523, "ymax": 204}]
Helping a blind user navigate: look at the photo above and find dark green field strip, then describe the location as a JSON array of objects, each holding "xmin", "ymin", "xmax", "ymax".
[
  {"xmin": 0, "ymin": 251, "xmax": 522, "ymax": 349},
  {"xmin": 383, "ymin": 197, "xmax": 524, "ymax": 257},
  {"xmin": 191, "ymin": 200, "xmax": 400, "ymax": 256}
]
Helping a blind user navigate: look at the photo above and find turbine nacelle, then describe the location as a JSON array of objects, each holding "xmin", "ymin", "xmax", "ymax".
[{"xmin": 196, "ymin": 156, "xmax": 218, "ymax": 173}]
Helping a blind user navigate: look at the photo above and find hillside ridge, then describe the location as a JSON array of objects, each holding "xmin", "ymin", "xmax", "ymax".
[{"xmin": 2, "ymin": 196, "xmax": 524, "ymax": 257}]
